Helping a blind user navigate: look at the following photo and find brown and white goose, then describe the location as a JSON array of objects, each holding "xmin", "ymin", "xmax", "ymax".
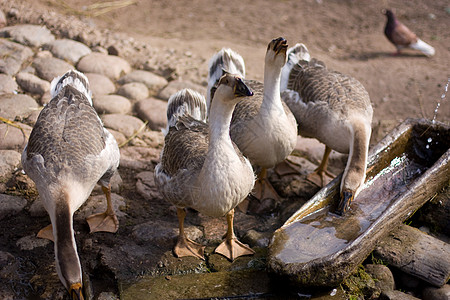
[
  {"xmin": 207, "ymin": 37, "xmax": 298, "ymax": 206},
  {"xmin": 280, "ymin": 44, "xmax": 373, "ymax": 215},
  {"xmin": 21, "ymin": 70, "xmax": 120, "ymax": 299},
  {"xmin": 155, "ymin": 74, "xmax": 255, "ymax": 261}
]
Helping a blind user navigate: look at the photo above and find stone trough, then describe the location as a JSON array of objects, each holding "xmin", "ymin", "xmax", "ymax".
[{"xmin": 268, "ymin": 118, "xmax": 450, "ymax": 288}]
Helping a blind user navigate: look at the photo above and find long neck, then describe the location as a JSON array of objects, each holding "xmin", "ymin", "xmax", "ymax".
[
  {"xmin": 262, "ymin": 62, "xmax": 284, "ymax": 115},
  {"xmin": 341, "ymin": 120, "xmax": 371, "ymax": 193},
  {"xmin": 208, "ymin": 94, "xmax": 235, "ymax": 148},
  {"xmin": 53, "ymin": 196, "xmax": 82, "ymax": 289}
]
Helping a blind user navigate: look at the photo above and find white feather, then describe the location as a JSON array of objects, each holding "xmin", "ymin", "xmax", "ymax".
[
  {"xmin": 409, "ymin": 39, "xmax": 435, "ymax": 57},
  {"xmin": 50, "ymin": 70, "xmax": 93, "ymax": 105},
  {"xmin": 281, "ymin": 43, "xmax": 310, "ymax": 91}
]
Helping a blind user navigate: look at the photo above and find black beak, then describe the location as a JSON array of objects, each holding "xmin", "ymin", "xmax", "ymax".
[
  {"xmin": 336, "ymin": 190, "xmax": 354, "ymax": 216},
  {"xmin": 234, "ymin": 77, "xmax": 253, "ymax": 97}
]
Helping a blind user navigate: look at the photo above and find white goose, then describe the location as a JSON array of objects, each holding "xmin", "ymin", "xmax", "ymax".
[
  {"xmin": 207, "ymin": 37, "xmax": 298, "ymax": 206},
  {"xmin": 155, "ymin": 74, "xmax": 255, "ymax": 261},
  {"xmin": 21, "ymin": 70, "xmax": 120, "ymax": 299},
  {"xmin": 280, "ymin": 44, "xmax": 373, "ymax": 215}
]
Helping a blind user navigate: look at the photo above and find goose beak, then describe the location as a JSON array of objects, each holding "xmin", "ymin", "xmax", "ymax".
[
  {"xmin": 272, "ymin": 37, "xmax": 288, "ymax": 55},
  {"xmin": 234, "ymin": 77, "xmax": 253, "ymax": 97},
  {"xmin": 69, "ymin": 283, "xmax": 84, "ymax": 300},
  {"xmin": 336, "ymin": 190, "xmax": 354, "ymax": 216}
]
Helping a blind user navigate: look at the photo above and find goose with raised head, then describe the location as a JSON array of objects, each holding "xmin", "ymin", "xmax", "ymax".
[
  {"xmin": 155, "ymin": 74, "xmax": 255, "ymax": 261},
  {"xmin": 280, "ymin": 43, "xmax": 373, "ymax": 215},
  {"xmin": 21, "ymin": 70, "xmax": 120, "ymax": 299},
  {"xmin": 207, "ymin": 37, "xmax": 298, "ymax": 208}
]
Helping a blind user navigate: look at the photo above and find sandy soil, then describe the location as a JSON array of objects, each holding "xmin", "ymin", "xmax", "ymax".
[{"xmin": 31, "ymin": 0, "xmax": 450, "ymax": 127}]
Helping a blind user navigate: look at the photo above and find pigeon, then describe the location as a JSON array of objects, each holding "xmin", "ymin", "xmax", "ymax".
[{"xmin": 383, "ymin": 9, "xmax": 435, "ymax": 57}]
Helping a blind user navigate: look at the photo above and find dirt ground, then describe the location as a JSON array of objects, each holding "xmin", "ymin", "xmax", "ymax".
[{"xmin": 31, "ymin": 0, "xmax": 450, "ymax": 126}]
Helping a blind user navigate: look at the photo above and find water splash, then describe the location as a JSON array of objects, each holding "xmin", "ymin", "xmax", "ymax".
[{"xmin": 432, "ymin": 77, "xmax": 450, "ymax": 124}]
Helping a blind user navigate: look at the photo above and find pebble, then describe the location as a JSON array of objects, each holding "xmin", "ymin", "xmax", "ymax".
[
  {"xmin": 85, "ymin": 73, "xmax": 116, "ymax": 97},
  {"xmin": 0, "ymin": 149, "xmax": 21, "ymax": 180},
  {"xmin": 0, "ymin": 93, "xmax": 38, "ymax": 119},
  {"xmin": 0, "ymin": 194, "xmax": 27, "ymax": 221},
  {"xmin": 158, "ymin": 80, "xmax": 206, "ymax": 101},
  {"xmin": 77, "ymin": 52, "xmax": 131, "ymax": 80},
  {"xmin": 93, "ymin": 94, "xmax": 131, "ymax": 115},
  {"xmin": 101, "ymin": 114, "xmax": 145, "ymax": 137},
  {"xmin": 0, "ymin": 24, "xmax": 55, "ymax": 47},
  {"xmin": 135, "ymin": 171, "xmax": 161, "ymax": 200},
  {"xmin": 0, "ymin": 73, "xmax": 18, "ymax": 94},
  {"xmin": 117, "ymin": 82, "xmax": 149, "ymax": 102},
  {"xmin": 15, "ymin": 72, "xmax": 50, "ymax": 95},
  {"xmin": 16, "ymin": 234, "xmax": 50, "ymax": 251},
  {"xmin": 134, "ymin": 98, "xmax": 168, "ymax": 131},
  {"xmin": 0, "ymin": 122, "xmax": 32, "ymax": 151},
  {"xmin": 117, "ymin": 70, "xmax": 168, "ymax": 94},
  {"xmin": 33, "ymin": 56, "xmax": 74, "ymax": 82},
  {"xmin": 0, "ymin": 38, "xmax": 33, "ymax": 75},
  {"xmin": 365, "ymin": 264, "xmax": 395, "ymax": 294},
  {"xmin": 44, "ymin": 38, "xmax": 92, "ymax": 64}
]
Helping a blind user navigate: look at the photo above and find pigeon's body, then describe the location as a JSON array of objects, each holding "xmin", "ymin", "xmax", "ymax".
[{"xmin": 383, "ymin": 9, "xmax": 435, "ymax": 57}]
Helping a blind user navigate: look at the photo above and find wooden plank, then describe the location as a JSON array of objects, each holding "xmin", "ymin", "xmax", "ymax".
[{"xmin": 374, "ymin": 224, "xmax": 450, "ymax": 287}]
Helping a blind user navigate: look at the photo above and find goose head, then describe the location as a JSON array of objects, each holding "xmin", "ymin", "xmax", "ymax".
[
  {"xmin": 265, "ymin": 37, "xmax": 288, "ymax": 71},
  {"xmin": 213, "ymin": 73, "xmax": 253, "ymax": 105}
]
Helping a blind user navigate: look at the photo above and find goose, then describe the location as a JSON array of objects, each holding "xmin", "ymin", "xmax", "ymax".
[
  {"xmin": 155, "ymin": 74, "xmax": 255, "ymax": 261},
  {"xmin": 21, "ymin": 70, "xmax": 120, "ymax": 299},
  {"xmin": 383, "ymin": 9, "xmax": 435, "ymax": 57},
  {"xmin": 207, "ymin": 37, "xmax": 298, "ymax": 206},
  {"xmin": 280, "ymin": 43, "xmax": 373, "ymax": 215}
]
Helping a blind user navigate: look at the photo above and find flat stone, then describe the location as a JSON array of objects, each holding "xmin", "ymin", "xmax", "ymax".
[
  {"xmin": 120, "ymin": 147, "xmax": 159, "ymax": 171},
  {"xmin": 117, "ymin": 70, "xmax": 168, "ymax": 94},
  {"xmin": 0, "ymin": 122, "xmax": 32, "ymax": 151},
  {"xmin": 0, "ymin": 24, "xmax": 55, "ymax": 47},
  {"xmin": 158, "ymin": 80, "xmax": 206, "ymax": 101},
  {"xmin": 0, "ymin": 9, "xmax": 6, "ymax": 28},
  {"xmin": 0, "ymin": 93, "xmax": 38, "ymax": 119},
  {"xmin": 101, "ymin": 114, "xmax": 145, "ymax": 137},
  {"xmin": 132, "ymin": 219, "xmax": 202, "ymax": 248},
  {"xmin": 85, "ymin": 73, "xmax": 116, "ymax": 97},
  {"xmin": 94, "ymin": 94, "xmax": 131, "ymax": 115},
  {"xmin": 134, "ymin": 98, "xmax": 167, "ymax": 131},
  {"xmin": 97, "ymin": 292, "xmax": 119, "ymax": 300},
  {"xmin": 0, "ymin": 150, "xmax": 21, "ymax": 180},
  {"xmin": 0, "ymin": 38, "xmax": 33, "ymax": 75},
  {"xmin": 135, "ymin": 171, "xmax": 162, "ymax": 201},
  {"xmin": 107, "ymin": 129, "xmax": 127, "ymax": 147},
  {"xmin": 77, "ymin": 53, "xmax": 131, "ymax": 80},
  {"xmin": 24, "ymin": 109, "xmax": 42, "ymax": 127},
  {"xmin": 45, "ymin": 39, "xmax": 92, "ymax": 64},
  {"xmin": 364, "ymin": 264, "xmax": 395, "ymax": 294},
  {"xmin": 117, "ymin": 82, "xmax": 148, "ymax": 102},
  {"xmin": 32, "ymin": 56, "xmax": 74, "ymax": 82},
  {"xmin": 28, "ymin": 196, "xmax": 47, "ymax": 217},
  {"xmin": 16, "ymin": 235, "xmax": 50, "ymax": 251},
  {"xmin": 381, "ymin": 290, "xmax": 421, "ymax": 300},
  {"xmin": 422, "ymin": 284, "xmax": 450, "ymax": 300},
  {"xmin": 0, "ymin": 194, "xmax": 27, "ymax": 221},
  {"xmin": 15, "ymin": 72, "xmax": 50, "ymax": 95},
  {"xmin": 0, "ymin": 74, "xmax": 18, "ymax": 94}
]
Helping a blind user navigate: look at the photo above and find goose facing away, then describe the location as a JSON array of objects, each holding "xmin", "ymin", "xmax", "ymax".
[
  {"xmin": 281, "ymin": 44, "xmax": 373, "ymax": 215},
  {"xmin": 383, "ymin": 9, "xmax": 435, "ymax": 57},
  {"xmin": 21, "ymin": 70, "xmax": 120, "ymax": 298},
  {"xmin": 155, "ymin": 74, "xmax": 255, "ymax": 261},
  {"xmin": 207, "ymin": 37, "xmax": 298, "ymax": 206}
]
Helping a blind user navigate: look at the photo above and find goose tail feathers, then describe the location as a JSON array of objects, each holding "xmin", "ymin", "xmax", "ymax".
[
  {"xmin": 50, "ymin": 70, "xmax": 92, "ymax": 105},
  {"xmin": 281, "ymin": 43, "xmax": 310, "ymax": 91}
]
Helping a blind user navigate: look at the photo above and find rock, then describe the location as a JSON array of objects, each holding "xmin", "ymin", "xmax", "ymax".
[
  {"xmin": 0, "ymin": 194, "xmax": 27, "ymax": 220},
  {"xmin": 157, "ymin": 80, "xmax": 206, "ymax": 101},
  {"xmin": 77, "ymin": 52, "xmax": 131, "ymax": 80},
  {"xmin": 85, "ymin": 73, "xmax": 116, "ymax": 97},
  {"xmin": 107, "ymin": 45, "xmax": 119, "ymax": 56},
  {"xmin": 28, "ymin": 197, "xmax": 47, "ymax": 217},
  {"xmin": 45, "ymin": 39, "xmax": 92, "ymax": 64},
  {"xmin": 117, "ymin": 82, "xmax": 149, "ymax": 102},
  {"xmin": 92, "ymin": 171, "xmax": 123, "ymax": 194},
  {"xmin": 77, "ymin": 193, "xmax": 126, "ymax": 221},
  {"xmin": 0, "ymin": 150, "xmax": 21, "ymax": 180},
  {"xmin": 0, "ymin": 74, "xmax": 18, "ymax": 94},
  {"xmin": 380, "ymin": 290, "xmax": 421, "ymax": 300},
  {"xmin": 0, "ymin": 9, "xmax": 6, "ymax": 28},
  {"xmin": 97, "ymin": 292, "xmax": 119, "ymax": 300},
  {"xmin": 140, "ymin": 130, "xmax": 164, "ymax": 149},
  {"xmin": 117, "ymin": 70, "xmax": 168, "ymax": 94},
  {"xmin": 32, "ymin": 56, "xmax": 74, "ymax": 82},
  {"xmin": 16, "ymin": 235, "xmax": 51, "ymax": 251},
  {"xmin": 0, "ymin": 93, "xmax": 38, "ymax": 119},
  {"xmin": 0, "ymin": 122, "xmax": 32, "ymax": 151},
  {"xmin": 0, "ymin": 38, "xmax": 33, "ymax": 75},
  {"xmin": 422, "ymin": 284, "xmax": 450, "ymax": 300},
  {"xmin": 101, "ymin": 114, "xmax": 145, "ymax": 137},
  {"xmin": 0, "ymin": 24, "xmax": 55, "ymax": 47},
  {"xmin": 107, "ymin": 129, "xmax": 127, "ymax": 147},
  {"xmin": 134, "ymin": 98, "xmax": 167, "ymax": 131},
  {"xmin": 241, "ymin": 229, "xmax": 271, "ymax": 248},
  {"xmin": 40, "ymin": 89, "xmax": 52, "ymax": 106},
  {"xmin": 24, "ymin": 109, "xmax": 42, "ymax": 127},
  {"xmin": 132, "ymin": 219, "xmax": 202, "ymax": 248},
  {"xmin": 15, "ymin": 72, "xmax": 50, "ymax": 95},
  {"xmin": 93, "ymin": 94, "xmax": 131, "ymax": 115},
  {"xmin": 135, "ymin": 171, "xmax": 161, "ymax": 201},
  {"xmin": 365, "ymin": 264, "xmax": 395, "ymax": 293}
]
